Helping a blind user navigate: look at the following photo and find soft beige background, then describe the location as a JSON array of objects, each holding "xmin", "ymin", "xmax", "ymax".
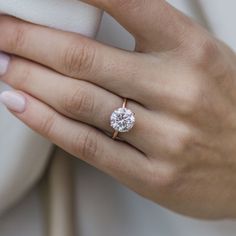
[{"xmin": 1, "ymin": 0, "xmax": 236, "ymax": 235}]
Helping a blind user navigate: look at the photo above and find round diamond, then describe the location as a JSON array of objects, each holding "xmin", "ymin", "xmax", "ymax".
[{"xmin": 110, "ymin": 108, "xmax": 135, "ymax": 133}]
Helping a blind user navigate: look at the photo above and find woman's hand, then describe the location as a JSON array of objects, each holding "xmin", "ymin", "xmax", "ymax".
[{"xmin": 1, "ymin": 0, "xmax": 236, "ymax": 219}]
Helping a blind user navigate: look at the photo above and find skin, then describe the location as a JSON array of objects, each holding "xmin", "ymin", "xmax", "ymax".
[{"xmin": 0, "ymin": 0, "xmax": 236, "ymax": 219}]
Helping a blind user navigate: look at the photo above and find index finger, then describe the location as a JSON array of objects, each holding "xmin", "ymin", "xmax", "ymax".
[{"xmin": 82, "ymin": 0, "xmax": 195, "ymax": 51}]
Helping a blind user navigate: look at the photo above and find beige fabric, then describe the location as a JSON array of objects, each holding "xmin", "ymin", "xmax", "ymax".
[{"xmin": 45, "ymin": 149, "xmax": 75, "ymax": 236}]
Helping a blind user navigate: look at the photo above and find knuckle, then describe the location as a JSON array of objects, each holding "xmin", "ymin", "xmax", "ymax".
[
  {"xmin": 0, "ymin": 17, "xmax": 28, "ymax": 52},
  {"xmin": 81, "ymin": 130, "xmax": 99, "ymax": 159},
  {"xmin": 172, "ymin": 136, "xmax": 191, "ymax": 155},
  {"xmin": 61, "ymin": 40, "xmax": 96, "ymax": 77},
  {"xmin": 74, "ymin": 130, "xmax": 100, "ymax": 160},
  {"xmin": 147, "ymin": 162, "xmax": 180, "ymax": 190},
  {"xmin": 15, "ymin": 63, "xmax": 32, "ymax": 89},
  {"xmin": 167, "ymin": 125, "xmax": 197, "ymax": 156},
  {"xmin": 166, "ymin": 70, "xmax": 208, "ymax": 117},
  {"xmin": 177, "ymin": 85, "xmax": 204, "ymax": 116},
  {"xmin": 188, "ymin": 36, "xmax": 220, "ymax": 67},
  {"xmin": 198, "ymin": 38, "xmax": 219, "ymax": 62},
  {"xmin": 158, "ymin": 168, "xmax": 180, "ymax": 189},
  {"xmin": 62, "ymin": 86, "xmax": 95, "ymax": 118},
  {"xmin": 10, "ymin": 23, "xmax": 28, "ymax": 52},
  {"xmin": 109, "ymin": 0, "xmax": 139, "ymax": 9},
  {"xmin": 38, "ymin": 112, "xmax": 57, "ymax": 137}
]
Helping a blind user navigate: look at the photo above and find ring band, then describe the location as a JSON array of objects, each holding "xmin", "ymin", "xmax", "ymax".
[{"xmin": 110, "ymin": 98, "xmax": 135, "ymax": 140}]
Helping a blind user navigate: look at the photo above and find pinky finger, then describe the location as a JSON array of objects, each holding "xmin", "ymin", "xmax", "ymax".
[{"xmin": 0, "ymin": 90, "xmax": 148, "ymax": 187}]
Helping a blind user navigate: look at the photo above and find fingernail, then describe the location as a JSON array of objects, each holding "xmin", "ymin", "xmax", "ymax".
[
  {"xmin": 0, "ymin": 91, "xmax": 26, "ymax": 113},
  {"xmin": 0, "ymin": 51, "xmax": 10, "ymax": 76}
]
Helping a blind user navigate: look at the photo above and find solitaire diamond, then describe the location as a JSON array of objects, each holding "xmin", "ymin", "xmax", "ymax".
[{"xmin": 110, "ymin": 108, "xmax": 135, "ymax": 133}]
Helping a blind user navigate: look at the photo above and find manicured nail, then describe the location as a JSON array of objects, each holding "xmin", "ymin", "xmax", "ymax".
[
  {"xmin": 0, "ymin": 91, "xmax": 26, "ymax": 113},
  {"xmin": 0, "ymin": 52, "xmax": 10, "ymax": 76}
]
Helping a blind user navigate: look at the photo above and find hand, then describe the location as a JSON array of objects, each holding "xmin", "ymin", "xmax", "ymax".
[{"xmin": 1, "ymin": 0, "xmax": 236, "ymax": 219}]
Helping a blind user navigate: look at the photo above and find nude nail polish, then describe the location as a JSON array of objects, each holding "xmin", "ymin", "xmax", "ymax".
[
  {"xmin": 0, "ymin": 52, "xmax": 10, "ymax": 76},
  {"xmin": 0, "ymin": 91, "xmax": 26, "ymax": 113}
]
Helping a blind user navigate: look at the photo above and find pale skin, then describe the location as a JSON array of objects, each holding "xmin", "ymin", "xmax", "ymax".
[{"xmin": 1, "ymin": 0, "xmax": 236, "ymax": 219}]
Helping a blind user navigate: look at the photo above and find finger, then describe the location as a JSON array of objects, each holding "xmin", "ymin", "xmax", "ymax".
[
  {"xmin": 1, "ymin": 56, "xmax": 195, "ymax": 160},
  {"xmin": 0, "ymin": 90, "xmax": 149, "ymax": 189},
  {"xmin": 82, "ymin": 0, "xmax": 195, "ymax": 51},
  {"xmin": 0, "ymin": 16, "xmax": 149, "ymax": 104},
  {"xmin": 1, "ymin": 56, "xmax": 153, "ymax": 153}
]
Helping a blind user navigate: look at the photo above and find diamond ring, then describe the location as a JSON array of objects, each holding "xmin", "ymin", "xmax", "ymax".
[{"xmin": 110, "ymin": 98, "xmax": 135, "ymax": 140}]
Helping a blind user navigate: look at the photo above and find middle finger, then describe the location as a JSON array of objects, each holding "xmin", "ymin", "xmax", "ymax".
[{"xmin": 0, "ymin": 16, "xmax": 150, "ymax": 105}]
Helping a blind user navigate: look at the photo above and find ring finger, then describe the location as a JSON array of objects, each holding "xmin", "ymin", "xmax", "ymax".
[{"xmin": 1, "ymin": 55, "xmax": 155, "ymax": 153}]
